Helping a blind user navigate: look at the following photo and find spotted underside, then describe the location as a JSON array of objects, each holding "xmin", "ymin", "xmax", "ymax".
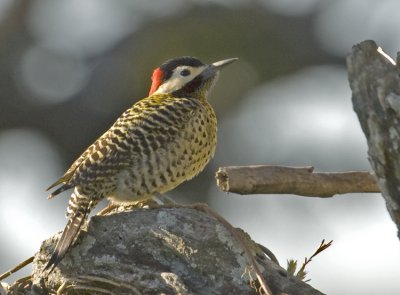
[{"xmin": 51, "ymin": 93, "xmax": 217, "ymax": 207}]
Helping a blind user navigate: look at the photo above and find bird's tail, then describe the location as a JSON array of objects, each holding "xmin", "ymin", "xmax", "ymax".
[{"xmin": 44, "ymin": 189, "xmax": 93, "ymax": 274}]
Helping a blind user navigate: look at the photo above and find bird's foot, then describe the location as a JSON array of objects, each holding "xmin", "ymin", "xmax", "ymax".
[{"xmin": 96, "ymin": 195, "xmax": 178, "ymax": 216}]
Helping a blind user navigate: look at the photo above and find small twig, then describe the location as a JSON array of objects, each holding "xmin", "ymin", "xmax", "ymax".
[
  {"xmin": 288, "ymin": 240, "xmax": 333, "ymax": 282},
  {"xmin": 0, "ymin": 256, "xmax": 34, "ymax": 281},
  {"xmin": 297, "ymin": 240, "xmax": 333, "ymax": 277},
  {"xmin": 216, "ymin": 165, "xmax": 380, "ymax": 197}
]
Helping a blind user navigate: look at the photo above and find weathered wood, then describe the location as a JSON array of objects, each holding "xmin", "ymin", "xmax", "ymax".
[
  {"xmin": 216, "ymin": 165, "xmax": 379, "ymax": 197},
  {"xmin": 347, "ymin": 40, "xmax": 400, "ymax": 237},
  {"xmin": 6, "ymin": 207, "xmax": 325, "ymax": 295}
]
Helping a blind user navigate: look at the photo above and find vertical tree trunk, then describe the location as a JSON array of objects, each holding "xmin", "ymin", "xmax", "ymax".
[{"xmin": 347, "ymin": 40, "xmax": 400, "ymax": 238}]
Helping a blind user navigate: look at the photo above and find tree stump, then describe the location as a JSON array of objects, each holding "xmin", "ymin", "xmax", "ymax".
[{"xmin": 8, "ymin": 207, "xmax": 324, "ymax": 295}]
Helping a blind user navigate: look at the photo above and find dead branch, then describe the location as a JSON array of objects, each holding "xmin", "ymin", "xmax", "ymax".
[{"xmin": 215, "ymin": 165, "xmax": 379, "ymax": 197}]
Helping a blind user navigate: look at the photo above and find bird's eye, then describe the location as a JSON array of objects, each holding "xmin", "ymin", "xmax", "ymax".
[{"xmin": 180, "ymin": 69, "xmax": 191, "ymax": 77}]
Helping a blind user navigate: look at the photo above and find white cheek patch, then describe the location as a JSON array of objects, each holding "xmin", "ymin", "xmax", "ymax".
[{"xmin": 154, "ymin": 65, "xmax": 206, "ymax": 94}]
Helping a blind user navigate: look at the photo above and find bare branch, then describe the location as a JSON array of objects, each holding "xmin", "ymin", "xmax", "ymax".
[{"xmin": 215, "ymin": 165, "xmax": 379, "ymax": 197}]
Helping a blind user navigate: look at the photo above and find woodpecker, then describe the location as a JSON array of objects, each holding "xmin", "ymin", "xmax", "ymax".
[{"xmin": 44, "ymin": 56, "xmax": 238, "ymax": 272}]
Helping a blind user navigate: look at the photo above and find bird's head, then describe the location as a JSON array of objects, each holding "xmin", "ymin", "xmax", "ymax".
[{"xmin": 149, "ymin": 56, "xmax": 238, "ymax": 99}]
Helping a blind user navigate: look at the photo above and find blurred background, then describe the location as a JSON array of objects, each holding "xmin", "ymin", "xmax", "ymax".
[{"xmin": 1, "ymin": 0, "xmax": 399, "ymax": 294}]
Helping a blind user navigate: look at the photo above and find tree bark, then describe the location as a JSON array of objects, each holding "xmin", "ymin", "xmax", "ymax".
[
  {"xmin": 7, "ymin": 207, "xmax": 324, "ymax": 295},
  {"xmin": 347, "ymin": 40, "xmax": 400, "ymax": 238},
  {"xmin": 216, "ymin": 165, "xmax": 379, "ymax": 197}
]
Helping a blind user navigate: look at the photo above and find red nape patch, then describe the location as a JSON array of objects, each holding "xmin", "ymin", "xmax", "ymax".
[{"xmin": 149, "ymin": 67, "xmax": 164, "ymax": 95}]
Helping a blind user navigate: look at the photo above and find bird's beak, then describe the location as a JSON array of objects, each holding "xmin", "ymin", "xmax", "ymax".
[
  {"xmin": 211, "ymin": 58, "xmax": 239, "ymax": 70},
  {"xmin": 201, "ymin": 58, "xmax": 238, "ymax": 80}
]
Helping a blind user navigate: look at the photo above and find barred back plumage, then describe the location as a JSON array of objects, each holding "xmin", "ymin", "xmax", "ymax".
[{"xmin": 44, "ymin": 57, "xmax": 238, "ymax": 273}]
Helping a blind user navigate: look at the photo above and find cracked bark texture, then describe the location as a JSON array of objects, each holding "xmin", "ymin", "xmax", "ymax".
[
  {"xmin": 347, "ymin": 40, "xmax": 400, "ymax": 238},
  {"xmin": 11, "ymin": 207, "xmax": 324, "ymax": 295}
]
